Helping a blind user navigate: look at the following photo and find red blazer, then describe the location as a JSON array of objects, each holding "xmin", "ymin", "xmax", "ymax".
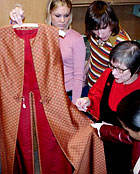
[{"xmin": 87, "ymin": 68, "xmax": 140, "ymax": 120}]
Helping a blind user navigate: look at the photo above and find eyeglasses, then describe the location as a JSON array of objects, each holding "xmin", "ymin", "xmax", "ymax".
[{"xmin": 108, "ymin": 62, "xmax": 129, "ymax": 74}]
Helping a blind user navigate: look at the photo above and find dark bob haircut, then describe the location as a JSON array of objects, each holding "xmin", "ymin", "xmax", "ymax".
[
  {"xmin": 117, "ymin": 90, "xmax": 140, "ymax": 132},
  {"xmin": 85, "ymin": 0, "xmax": 119, "ymax": 38}
]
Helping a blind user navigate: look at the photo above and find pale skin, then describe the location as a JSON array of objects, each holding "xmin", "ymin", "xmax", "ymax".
[
  {"xmin": 76, "ymin": 61, "xmax": 138, "ymax": 111},
  {"xmin": 50, "ymin": 5, "xmax": 71, "ymax": 32},
  {"xmin": 10, "ymin": 4, "xmax": 71, "ymax": 32},
  {"xmin": 10, "ymin": 5, "xmax": 24, "ymax": 24},
  {"xmin": 93, "ymin": 25, "xmax": 112, "ymax": 43}
]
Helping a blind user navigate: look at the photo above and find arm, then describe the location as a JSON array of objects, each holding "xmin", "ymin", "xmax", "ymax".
[
  {"xmin": 76, "ymin": 68, "xmax": 112, "ymax": 120},
  {"xmin": 72, "ymin": 34, "xmax": 86, "ymax": 104},
  {"xmin": 100, "ymin": 124, "xmax": 133, "ymax": 144},
  {"xmin": 87, "ymin": 68, "xmax": 112, "ymax": 120}
]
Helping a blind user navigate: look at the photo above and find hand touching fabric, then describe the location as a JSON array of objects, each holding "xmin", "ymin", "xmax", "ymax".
[
  {"xmin": 75, "ymin": 97, "xmax": 91, "ymax": 112},
  {"xmin": 91, "ymin": 122, "xmax": 113, "ymax": 137}
]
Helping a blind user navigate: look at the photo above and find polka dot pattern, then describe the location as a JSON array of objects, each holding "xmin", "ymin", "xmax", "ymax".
[{"xmin": 0, "ymin": 24, "xmax": 106, "ymax": 173}]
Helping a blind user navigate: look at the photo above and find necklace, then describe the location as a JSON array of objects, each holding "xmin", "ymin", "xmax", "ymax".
[{"xmin": 97, "ymin": 39, "xmax": 105, "ymax": 47}]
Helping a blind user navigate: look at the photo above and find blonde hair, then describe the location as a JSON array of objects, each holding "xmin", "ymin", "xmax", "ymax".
[{"xmin": 46, "ymin": 0, "xmax": 72, "ymax": 28}]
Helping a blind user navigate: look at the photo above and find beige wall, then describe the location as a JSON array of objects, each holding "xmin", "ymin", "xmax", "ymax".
[
  {"xmin": 0, "ymin": 0, "xmax": 48, "ymax": 27},
  {"xmin": 0, "ymin": 1, "xmax": 140, "ymax": 40}
]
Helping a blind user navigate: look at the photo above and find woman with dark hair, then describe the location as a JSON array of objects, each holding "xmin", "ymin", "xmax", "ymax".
[
  {"xmin": 85, "ymin": 0, "xmax": 130, "ymax": 88},
  {"xmin": 117, "ymin": 91, "xmax": 140, "ymax": 174},
  {"xmin": 107, "ymin": 90, "xmax": 140, "ymax": 141},
  {"xmin": 117, "ymin": 91, "xmax": 140, "ymax": 134},
  {"xmin": 76, "ymin": 40, "xmax": 140, "ymax": 174}
]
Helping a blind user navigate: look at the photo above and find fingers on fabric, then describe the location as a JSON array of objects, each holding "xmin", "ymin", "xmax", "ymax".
[
  {"xmin": 91, "ymin": 123, "xmax": 104, "ymax": 137},
  {"xmin": 91, "ymin": 123, "xmax": 104, "ymax": 129},
  {"xmin": 75, "ymin": 97, "xmax": 90, "ymax": 112},
  {"xmin": 102, "ymin": 121, "xmax": 113, "ymax": 126}
]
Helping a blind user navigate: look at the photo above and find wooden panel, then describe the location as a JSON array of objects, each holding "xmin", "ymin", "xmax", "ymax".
[
  {"xmin": 72, "ymin": 0, "xmax": 113, "ymax": 6},
  {"xmin": 72, "ymin": 0, "xmax": 140, "ymax": 6},
  {"xmin": 72, "ymin": 0, "xmax": 92, "ymax": 3},
  {"xmin": 113, "ymin": 0, "xmax": 140, "ymax": 5},
  {"xmin": 113, "ymin": 0, "xmax": 140, "ymax": 3},
  {"xmin": 72, "ymin": 0, "xmax": 112, "ymax": 3},
  {"xmin": 72, "ymin": 7, "xmax": 87, "ymax": 34},
  {"xmin": 0, "ymin": 0, "xmax": 48, "ymax": 27},
  {"xmin": 113, "ymin": 5, "xmax": 140, "ymax": 40}
]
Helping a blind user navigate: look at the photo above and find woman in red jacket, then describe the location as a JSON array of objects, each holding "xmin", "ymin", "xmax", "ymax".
[{"xmin": 76, "ymin": 40, "xmax": 140, "ymax": 174}]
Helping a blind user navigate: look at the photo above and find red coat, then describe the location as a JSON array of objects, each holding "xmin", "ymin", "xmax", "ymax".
[{"xmin": 0, "ymin": 24, "xmax": 106, "ymax": 174}]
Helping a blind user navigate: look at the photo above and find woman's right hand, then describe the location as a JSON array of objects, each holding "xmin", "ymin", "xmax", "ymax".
[
  {"xmin": 10, "ymin": 4, "xmax": 24, "ymax": 25},
  {"xmin": 75, "ymin": 97, "xmax": 91, "ymax": 112}
]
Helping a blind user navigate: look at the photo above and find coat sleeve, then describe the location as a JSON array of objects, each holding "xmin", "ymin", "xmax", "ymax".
[
  {"xmin": 100, "ymin": 125, "xmax": 133, "ymax": 144},
  {"xmin": 87, "ymin": 68, "xmax": 111, "ymax": 120},
  {"xmin": 72, "ymin": 33, "xmax": 86, "ymax": 104}
]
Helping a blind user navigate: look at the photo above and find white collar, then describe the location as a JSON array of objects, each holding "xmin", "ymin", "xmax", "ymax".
[{"xmin": 59, "ymin": 30, "xmax": 66, "ymax": 38}]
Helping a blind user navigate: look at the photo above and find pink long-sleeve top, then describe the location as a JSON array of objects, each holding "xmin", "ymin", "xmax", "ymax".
[{"xmin": 59, "ymin": 29, "xmax": 86, "ymax": 103}]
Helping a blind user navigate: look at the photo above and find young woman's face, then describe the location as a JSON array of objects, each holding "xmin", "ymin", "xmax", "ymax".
[
  {"xmin": 51, "ymin": 4, "xmax": 71, "ymax": 31},
  {"xmin": 110, "ymin": 61, "xmax": 138, "ymax": 84},
  {"xmin": 93, "ymin": 25, "xmax": 112, "ymax": 42}
]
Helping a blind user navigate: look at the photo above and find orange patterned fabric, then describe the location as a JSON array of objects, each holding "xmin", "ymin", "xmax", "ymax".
[{"xmin": 0, "ymin": 24, "xmax": 106, "ymax": 174}]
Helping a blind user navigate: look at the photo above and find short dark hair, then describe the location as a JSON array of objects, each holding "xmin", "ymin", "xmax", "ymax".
[
  {"xmin": 117, "ymin": 90, "xmax": 140, "ymax": 132},
  {"xmin": 109, "ymin": 40, "xmax": 140, "ymax": 75},
  {"xmin": 85, "ymin": 0, "xmax": 119, "ymax": 38}
]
